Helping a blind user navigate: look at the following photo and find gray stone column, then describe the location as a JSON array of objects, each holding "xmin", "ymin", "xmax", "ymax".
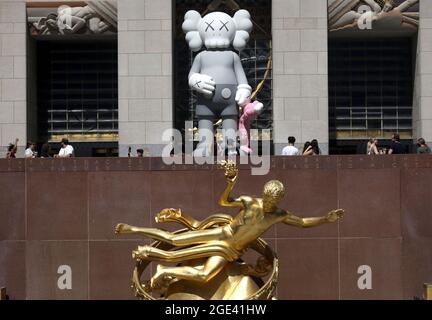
[
  {"xmin": 272, "ymin": 0, "xmax": 328, "ymax": 155},
  {"xmin": 118, "ymin": 0, "xmax": 173, "ymax": 157},
  {"xmin": 0, "ymin": 1, "xmax": 26, "ymax": 157},
  {"xmin": 414, "ymin": 1, "xmax": 432, "ymax": 146}
]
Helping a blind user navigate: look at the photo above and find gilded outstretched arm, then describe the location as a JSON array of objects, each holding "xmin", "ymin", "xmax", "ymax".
[
  {"xmin": 218, "ymin": 177, "xmax": 243, "ymax": 208},
  {"xmin": 218, "ymin": 160, "xmax": 244, "ymax": 208},
  {"xmin": 283, "ymin": 209, "xmax": 344, "ymax": 228}
]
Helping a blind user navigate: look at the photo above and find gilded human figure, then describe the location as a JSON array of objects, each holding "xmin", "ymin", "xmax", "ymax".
[{"xmin": 115, "ymin": 161, "xmax": 344, "ymax": 294}]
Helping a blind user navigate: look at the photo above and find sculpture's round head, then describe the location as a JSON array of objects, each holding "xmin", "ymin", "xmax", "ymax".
[
  {"xmin": 198, "ymin": 12, "xmax": 235, "ymax": 49},
  {"xmin": 382, "ymin": 0, "xmax": 394, "ymax": 12},
  {"xmin": 262, "ymin": 180, "xmax": 285, "ymax": 210},
  {"xmin": 182, "ymin": 9, "xmax": 253, "ymax": 52}
]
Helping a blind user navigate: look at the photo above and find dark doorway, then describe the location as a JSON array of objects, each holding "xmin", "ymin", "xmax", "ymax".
[
  {"xmin": 328, "ymin": 38, "xmax": 415, "ymax": 154},
  {"xmin": 30, "ymin": 38, "xmax": 118, "ymax": 156}
]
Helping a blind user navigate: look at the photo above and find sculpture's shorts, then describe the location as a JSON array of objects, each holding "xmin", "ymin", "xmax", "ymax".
[{"xmin": 196, "ymin": 83, "xmax": 238, "ymax": 118}]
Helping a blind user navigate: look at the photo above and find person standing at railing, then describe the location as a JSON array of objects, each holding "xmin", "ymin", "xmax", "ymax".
[
  {"xmin": 388, "ymin": 133, "xmax": 405, "ymax": 154},
  {"xmin": 282, "ymin": 136, "xmax": 299, "ymax": 156},
  {"xmin": 367, "ymin": 138, "xmax": 380, "ymax": 155},
  {"xmin": 5, "ymin": 138, "xmax": 18, "ymax": 159},
  {"xmin": 25, "ymin": 141, "xmax": 37, "ymax": 158},
  {"xmin": 55, "ymin": 138, "xmax": 74, "ymax": 158},
  {"xmin": 417, "ymin": 138, "xmax": 431, "ymax": 154}
]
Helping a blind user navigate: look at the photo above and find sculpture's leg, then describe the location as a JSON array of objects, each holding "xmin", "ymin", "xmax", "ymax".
[
  {"xmin": 239, "ymin": 127, "xmax": 253, "ymax": 155},
  {"xmin": 194, "ymin": 117, "xmax": 214, "ymax": 157},
  {"xmin": 132, "ymin": 242, "xmax": 236, "ymax": 262},
  {"xmin": 331, "ymin": 11, "xmax": 360, "ymax": 29},
  {"xmin": 70, "ymin": 16, "xmax": 87, "ymax": 33},
  {"xmin": 155, "ymin": 208, "xmax": 233, "ymax": 230},
  {"xmin": 151, "ymin": 256, "xmax": 228, "ymax": 288},
  {"xmin": 397, "ymin": 0, "xmax": 419, "ymax": 12},
  {"xmin": 221, "ymin": 116, "xmax": 238, "ymax": 156},
  {"xmin": 116, "ymin": 223, "xmax": 223, "ymax": 246},
  {"xmin": 98, "ymin": 21, "xmax": 109, "ymax": 33}
]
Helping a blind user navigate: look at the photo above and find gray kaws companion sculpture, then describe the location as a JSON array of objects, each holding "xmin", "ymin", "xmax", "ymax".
[{"xmin": 182, "ymin": 9, "xmax": 253, "ymax": 156}]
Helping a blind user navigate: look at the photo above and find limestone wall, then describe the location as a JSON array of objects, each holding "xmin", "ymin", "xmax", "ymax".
[
  {"xmin": 414, "ymin": 1, "xmax": 432, "ymax": 145},
  {"xmin": 272, "ymin": 0, "xmax": 329, "ymax": 155},
  {"xmin": 0, "ymin": 0, "xmax": 26, "ymax": 157},
  {"xmin": 117, "ymin": 0, "xmax": 173, "ymax": 157}
]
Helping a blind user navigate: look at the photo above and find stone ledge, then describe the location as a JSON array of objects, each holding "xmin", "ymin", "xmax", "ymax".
[{"xmin": 0, "ymin": 155, "xmax": 431, "ymax": 172}]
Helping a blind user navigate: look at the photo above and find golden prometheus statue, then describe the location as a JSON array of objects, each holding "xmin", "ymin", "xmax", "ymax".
[{"xmin": 115, "ymin": 160, "xmax": 344, "ymax": 300}]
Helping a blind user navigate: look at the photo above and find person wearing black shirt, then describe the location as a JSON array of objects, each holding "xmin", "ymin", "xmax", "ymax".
[
  {"xmin": 40, "ymin": 143, "xmax": 52, "ymax": 158},
  {"xmin": 388, "ymin": 133, "xmax": 404, "ymax": 154}
]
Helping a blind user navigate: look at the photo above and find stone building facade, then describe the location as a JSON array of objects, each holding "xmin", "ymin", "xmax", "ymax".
[{"xmin": 0, "ymin": 0, "xmax": 429, "ymax": 156}]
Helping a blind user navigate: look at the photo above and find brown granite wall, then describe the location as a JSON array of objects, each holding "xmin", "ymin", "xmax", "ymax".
[{"xmin": 1, "ymin": 156, "xmax": 432, "ymax": 300}]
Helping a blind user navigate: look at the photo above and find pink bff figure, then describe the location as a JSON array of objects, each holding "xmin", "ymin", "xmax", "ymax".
[{"xmin": 239, "ymin": 100, "xmax": 264, "ymax": 154}]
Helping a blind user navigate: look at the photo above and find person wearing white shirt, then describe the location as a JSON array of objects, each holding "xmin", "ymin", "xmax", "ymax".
[
  {"xmin": 282, "ymin": 136, "xmax": 299, "ymax": 156},
  {"xmin": 25, "ymin": 141, "xmax": 36, "ymax": 158},
  {"xmin": 56, "ymin": 138, "xmax": 74, "ymax": 158}
]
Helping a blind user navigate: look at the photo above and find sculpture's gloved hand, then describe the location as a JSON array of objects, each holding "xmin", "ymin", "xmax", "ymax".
[
  {"xmin": 235, "ymin": 84, "xmax": 252, "ymax": 106},
  {"xmin": 189, "ymin": 73, "xmax": 215, "ymax": 97}
]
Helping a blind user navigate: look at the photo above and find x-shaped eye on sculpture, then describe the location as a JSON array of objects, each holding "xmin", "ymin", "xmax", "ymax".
[
  {"xmin": 219, "ymin": 20, "xmax": 229, "ymax": 31},
  {"xmin": 205, "ymin": 20, "xmax": 215, "ymax": 32}
]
